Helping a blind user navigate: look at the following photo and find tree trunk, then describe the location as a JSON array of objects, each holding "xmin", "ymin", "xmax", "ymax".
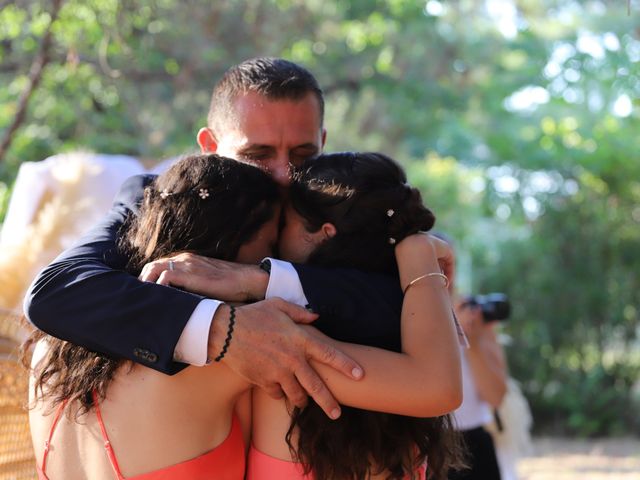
[{"xmin": 0, "ymin": 0, "xmax": 64, "ymax": 164}]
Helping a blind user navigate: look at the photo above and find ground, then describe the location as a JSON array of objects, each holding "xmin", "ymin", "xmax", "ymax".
[{"xmin": 517, "ymin": 437, "xmax": 640, "ymax": 480}]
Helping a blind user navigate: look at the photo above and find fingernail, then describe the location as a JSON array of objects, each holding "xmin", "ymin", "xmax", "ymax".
[
  {"xmin": 331, "ymin": 408, "xmax": 341, "ymax": 419},
  {"xmin": 352, "ymin": 367, "xmax": 363, "ymax": 379}
]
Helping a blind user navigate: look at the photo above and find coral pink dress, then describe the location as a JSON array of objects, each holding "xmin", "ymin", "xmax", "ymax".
[{"xmin": 37, "ymin": 391, "xmax": 245, "ymax": 480}]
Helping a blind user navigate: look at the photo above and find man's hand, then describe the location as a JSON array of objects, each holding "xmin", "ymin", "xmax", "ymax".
[
  {"xmin": 139, "ymin": 252, "xmax": 268, "ymax": 302},
  {"xmin": 210, "ymin": 298, "xmax": 364, "ymax": 419}
]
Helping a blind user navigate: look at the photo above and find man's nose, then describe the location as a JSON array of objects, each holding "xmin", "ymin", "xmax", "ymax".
[{"xmin": 269, "ymin": 155, "xmax": 293, "ymax": 187}]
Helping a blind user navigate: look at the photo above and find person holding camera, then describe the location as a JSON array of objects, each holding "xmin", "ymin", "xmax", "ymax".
[
  {"xmin": 450, "ymin": 295, "xmax": 508, "ymax": 480},
  {"xmin": 439, "ymin": 234, "xmax": 508, "ymax": 480}
]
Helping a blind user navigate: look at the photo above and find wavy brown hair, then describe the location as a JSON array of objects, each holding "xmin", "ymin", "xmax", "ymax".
[
  {"xmin": 24, "ymin": 153, "xmax": 280, "ymax": 416},
  {"xmin": 287, "ymin": 152, "xmax": 465, "ymax": 480}
]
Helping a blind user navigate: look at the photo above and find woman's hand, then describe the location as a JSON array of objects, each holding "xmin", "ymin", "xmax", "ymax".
[
  {"xmin": 139, "ymin": 252, "xmax": 268, "ymax": 302},
  {"xmin": 395, "ymin": 233, "xmax": 455, "ymax": 289}
]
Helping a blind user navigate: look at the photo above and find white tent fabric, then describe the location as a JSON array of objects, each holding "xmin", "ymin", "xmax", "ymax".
[
  {"xmin": 0, "ymin": 152, "xmax": 180, "ymax": 247},
  {"xmin": 0, "ymin": 152, "xmax": 181, "ymax": 310}
]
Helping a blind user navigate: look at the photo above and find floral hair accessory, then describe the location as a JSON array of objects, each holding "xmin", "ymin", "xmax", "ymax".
[
  {"xmin": 387, "ymin": 209, "xmax": 395, "ymax": 217},
  {"xmin": 388, "ymin": 237, "xmax": 396, "ymax": 245},
  {"xmin": 198, "ymin": 188, "xmax": 210, "ymax": 199}
]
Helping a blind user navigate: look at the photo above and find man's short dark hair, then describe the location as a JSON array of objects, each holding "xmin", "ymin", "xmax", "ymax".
[{"xmin": 207, "ymin": 57, "xmax": 324, "ymax": 134}]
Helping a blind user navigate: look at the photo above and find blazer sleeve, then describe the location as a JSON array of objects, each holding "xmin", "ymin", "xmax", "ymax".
[
  {"xmin": 293, "ymin": 264, "xmax": 403, "ymax": 352},
  {"xmin": 24, "ymin": 174, "xmax": 204, "ymax": 375}
]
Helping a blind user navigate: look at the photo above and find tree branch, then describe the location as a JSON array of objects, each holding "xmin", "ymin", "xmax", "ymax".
[
  {"xmin": 323, "ymin": 78, "xmax": 362, "ymax": 95},
  {"xmin": 0, "ymin": 0, "xmax": 64, "ymax": 164}
]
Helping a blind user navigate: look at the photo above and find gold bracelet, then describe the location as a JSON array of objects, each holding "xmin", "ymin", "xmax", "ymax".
[{"xmin": 403, "ymin": 272, "xmax": 449, "ymax": 295}]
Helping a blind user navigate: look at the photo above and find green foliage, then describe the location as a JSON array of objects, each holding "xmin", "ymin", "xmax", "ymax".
[
  {"xmin": 0, "ymin": 181, "xmax": 10, "ymax": 224},
  {"xmin": 1, "ymin": 0, "xmax": 638, "ymax": 436},
  {"xmin": 478, "ymin": 175, "xmax": 640, "ymax": 436}
]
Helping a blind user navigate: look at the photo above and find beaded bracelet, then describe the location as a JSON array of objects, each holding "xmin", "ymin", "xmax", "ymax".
[
  {"xmin": 403, "ymin": 272, "xmax": 449, "ymax": 295},
  {"xmin": 214, "ymin": 305, "xmax": 236, "ymax": 362}
]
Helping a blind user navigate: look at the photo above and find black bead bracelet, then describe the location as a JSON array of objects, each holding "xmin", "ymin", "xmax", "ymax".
[{"xmin": 214, "ymin": 305, "xmax": 236, "ymax": 362}]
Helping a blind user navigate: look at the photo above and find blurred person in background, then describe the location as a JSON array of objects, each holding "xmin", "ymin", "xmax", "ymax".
[
  {"xmin": 450, "ymin": 299, "xmax": 507, "ymax": 480},
  {"xmin": 436, "ymin": 235, "xmax": 507, "ymax": 480}
]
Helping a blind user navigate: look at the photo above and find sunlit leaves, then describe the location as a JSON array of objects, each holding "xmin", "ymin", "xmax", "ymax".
[{"xmin": 0, "ymin": 5, "xmax": 28, "ymax": 39}]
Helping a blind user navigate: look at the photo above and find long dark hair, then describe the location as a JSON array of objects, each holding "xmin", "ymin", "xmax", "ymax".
[
  {"xmin": 24, "ymin": 153, "xmax": 280, "ymax": 415},
  {"xmin": 286, "ymin": 152, "xmax": 464, "ymax": 480}
]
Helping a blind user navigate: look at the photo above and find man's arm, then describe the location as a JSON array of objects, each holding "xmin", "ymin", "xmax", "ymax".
[
  {"xmin": 141, "ymin": 256, "xmax": 405, "ymax": 352},
  {"xmin": 24, "ymin": 174, "xmax": 202, "ymax": 374}
]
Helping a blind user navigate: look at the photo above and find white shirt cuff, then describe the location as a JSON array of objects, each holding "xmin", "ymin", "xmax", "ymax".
[
  {"xmin": 264, "ymin": 258, "xmax": 308, "ymax": 307},
  {"xmin": 174, "ymin": 299, "xmax": 222, "ymax": 365}
]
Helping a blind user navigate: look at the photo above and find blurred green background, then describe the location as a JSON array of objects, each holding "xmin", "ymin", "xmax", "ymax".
[{"xmin": 1, "ymin": 0, "xmax": 638, "ymax": 436}]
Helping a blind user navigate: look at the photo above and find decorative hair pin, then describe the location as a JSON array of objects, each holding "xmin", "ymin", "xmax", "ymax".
[
  {"xmin": 159, "ymin": 188, "xmax": 211, "ymax": 200},
  {"xmin": 387, "ymin": 209, "xmax": 395, "ymax": 217},
  {"xmin": 388, "ymin": 237, "xmax": 396, "ymax": 245}
]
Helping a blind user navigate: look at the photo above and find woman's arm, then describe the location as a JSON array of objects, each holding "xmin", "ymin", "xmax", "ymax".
[{"xmin": 307, "ymin": 233, "xmax": 462, "ymax": 417}]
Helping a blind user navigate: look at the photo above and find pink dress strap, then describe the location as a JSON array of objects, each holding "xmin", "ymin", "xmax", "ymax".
[
  {"xmin": 37, "ymin": 399, "xmax": 69, "ymax": 480},
  {"xmin": 415, "ymin": 462, "xmax": 427, "ymax": 479},
  {"xmin": 92, "ymin": 389, "xmax": 127, "ymax": 480},
  {"xmin": 37, "ymin": 390, "xmax": 244, "ymax": 479}
]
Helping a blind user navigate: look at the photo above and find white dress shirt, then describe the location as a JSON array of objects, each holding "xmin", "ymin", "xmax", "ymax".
[{"xmin": 173, "ymin": 258, "xmax": 307, "ymax": 365}]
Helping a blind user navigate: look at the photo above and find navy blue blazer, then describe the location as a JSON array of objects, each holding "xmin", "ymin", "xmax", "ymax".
[{"xmin": 25, "ymin": 174, "xmax": 402, "ymax": 375}]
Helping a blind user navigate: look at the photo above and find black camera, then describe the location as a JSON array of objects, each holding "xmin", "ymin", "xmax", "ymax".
[{"xmin": 463, "ymin": 293, "xmax": 510, "ymax": 322}]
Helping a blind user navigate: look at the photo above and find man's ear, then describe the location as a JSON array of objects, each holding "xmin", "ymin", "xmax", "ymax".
[
  {"xmin": 321, "ymin": 222, "xmax": 336, "ymax": 240},
  {"xmin": 197, "ymin": 128, "xmax": 218, "ymax": 153},
  {"xmin": 321, "ymin": 128, "xmax": 327, "ymax": 149}
]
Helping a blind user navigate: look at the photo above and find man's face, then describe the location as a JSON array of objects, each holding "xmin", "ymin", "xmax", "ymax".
[{"xmin": 200, "ymin": 90, "xmax": 326, "ymax": 187}]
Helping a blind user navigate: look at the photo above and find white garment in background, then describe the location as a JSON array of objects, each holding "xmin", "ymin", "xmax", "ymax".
[
  {"xmin": 0, "ymin": 152, "xmax": 182, "ymax": 247},
  {"xmin": 3, "ymin": 152, "xmax": 181, "ymax": 311},
  {"xmin": 0, "ymin": 153, "xmax": 145, "ymax": 246},
  {"xmin": 486, "ymin": 379, "xmax": 533, "ymax": 480},
  {"xmin": 452, "ymin": 347, "xmax": 493, "ymax": 430}
]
